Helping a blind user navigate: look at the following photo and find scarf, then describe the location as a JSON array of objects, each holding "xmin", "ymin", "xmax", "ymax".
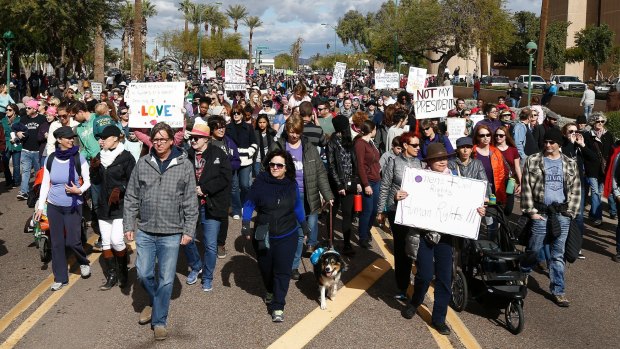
[
  {"xmin": 595, "ymin": 128, "xmax": 606, "ymax": 140},
  {"xmin": 100, "ymin": 142, "xmax": 125, "ymax": 168},
  {"xmin": 54, "ymin": 145, "xmax": 81, "ymax": 211}
]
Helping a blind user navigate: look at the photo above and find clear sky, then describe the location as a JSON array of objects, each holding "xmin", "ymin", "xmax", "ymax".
[{"xmin": 114, "ymin": 0, "xmax": 543, "ymax": 62}]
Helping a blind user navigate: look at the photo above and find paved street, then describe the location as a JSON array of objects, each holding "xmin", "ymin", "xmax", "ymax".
[{"xmin": 1, "ymin": 187, "xmax": 619, "ymax": 349}]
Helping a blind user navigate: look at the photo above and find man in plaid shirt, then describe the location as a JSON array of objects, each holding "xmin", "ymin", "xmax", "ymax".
[{"xmin": 521, "ymin": 128, "xmax": 581, "ymax": 308}]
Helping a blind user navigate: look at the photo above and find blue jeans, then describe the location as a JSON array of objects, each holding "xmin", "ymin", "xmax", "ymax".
[
  {"xmin": 231, "ymin": 165, "xmax": 252, "ymax": 216},
  {"xmin": 525, "ymin": 214, "xmax": 570, "ymax": 295},
  {"xmin": 411, "ymin": 240, "xmax": 452, "ymax": 325},
  {"xmin": 616, "ymin": 211, "xmax": 620, "ymax": 255},
  {"xmin": 19, "ymin": 149, "xmax": 40, "ymax": 194},
  {"xmin": 253, "ymin": 161, "xmax": 263, "ymax": 178},
  {"xmin": 587, "ymin": 177, "xmax": 604, "ymax": 220},
  {"xmin": 359, "ymin": 181, "xmax": 380, "ymax": 242},
  {"xmin": 292, "ymin": 212, "xmax": 318, "ymax": 270},
  {"xmin": 135, "ymin": 230, "xmax": 182, "ymax": 327},
  {"xmin": 510, "ymin": 98, "xmax": 520, "ymax": 108},
  {"xmin": 472, "ymin": 90, "xmax": 479, "ymax": 100},
  {"xmin": 183, "ymin": 206, "xmax": 220, "ymax": 283},
  {"xmin": 583, "ymin": 104, "xmax": 593, "ymax": 118},
  {"xmin": 2, "ymin": 150, "xmax": 20, "ymax": 185}
]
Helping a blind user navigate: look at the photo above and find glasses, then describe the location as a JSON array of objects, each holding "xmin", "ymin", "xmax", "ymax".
[
  {"xmin": 317, "ymin": 107, "xmax": 325, "ymax": 111},
  {"xmin": 408, "ymin": 143, "xmax": 420, "ymax": 148},
  {"xmin": 489, "ymin": 110, "xmax": 498, "ymax": 114},
  {"xmin": 26, "ymin": 107, "xmax": 34, "ymax": 110},
  {"xmin": 190, "ymin": 136, "xmax": 206, "ymax": 142},
  {"xmin": 423, "ymin": 127, "xmax": 431, "ymax": 131},
  {"xmin": 543, "ymin": 140, "xmax": 557, "ymax": 145},
  {"xmin": 495, "ymin": 134, "xmax": 506, "ymax": 138},
  {"xmin": 120, "ymin": 111, "xmax": 128, "ymax": 115},
  {"xmin": 567, "ymin": 130, "xmax": 577, "ymax": 134},
  {"xmin": 6, "ymin": 108, "xmax": 12, "ymax": 112},
  {"xmin": 50, "ymin": 103, "xmax": 58, "ymax": 106},
  {"xmin": 478, "ymin": 133, "xmax": 491, "ymax": 138},
  {"xmin": 464, "ymin": 113, "xmax": 471, "ymax": 116},
  {"xmin": 595, "ymin": 120, "xmax": 606, "ymax": 124},
  {"xmin": 214, "ymin": 125, "xmax": 226, "ymax": 130},
  {"xmin": 532, "ymin": 113, "xmax": 539, "ymax": 117},
  {"xmin": 268, "ymin": 162, "xmax": 285, "ymax": 169},
  {"xmin": 58, "ymin": 114, "xmax": 69, "ymax": 118},
  {"xmin": 233, "ymin": 112, "xmax": 242, "ymax": 116},
  {"xmin": 152, "ymin": 138, "xmax": 170, "ymax": 144}
]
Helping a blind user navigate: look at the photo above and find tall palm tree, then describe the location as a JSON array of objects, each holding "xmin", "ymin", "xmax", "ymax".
[
  {"xmin": 94, "ymin": 24, "xmax": 105, "ymax": 82},
  {"xmin": 132, "ymin": 0, "xmax": 143, "ymax": 79},
  {"xmin": 120, "ymin": 2, "xmax": 134, "ymax": 69},
  {"xmin": 226, "ymin": 4, "xmax": 248, "ymax": 33},
  {"xmin": 187, "ymin": 3, "xmax": 204, "ymax": 32},
  {"xmin": 178, "ymin": 0, "xmax": 193, "ymax": 33},
  {"xmin": 211, "ymin": 11, "xmax": 229, "ymax": 37},
  {"xmin": 536, "ymin": 0, "xmax": 549, "ymax": 75},
  {"xmin": 202, "ymin": 5, "xmax": 218, "ymax": 38},
  {"xmin": 244, "ymin": 16, "xmax": 263, "ymax": 70},
  {"xmin": 141, "ymin": 0, "xmax": 158, "ymax": 67}
]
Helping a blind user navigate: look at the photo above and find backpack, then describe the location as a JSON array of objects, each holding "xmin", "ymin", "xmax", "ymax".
[{"xmin": 27, "ymin": 153, "xmax": 83, "ymax": 208}]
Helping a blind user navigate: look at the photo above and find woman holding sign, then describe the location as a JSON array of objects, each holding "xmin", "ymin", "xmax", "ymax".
[{"xmin": 401, "ymin": 143, "xmax": 486, "ymax": 336}]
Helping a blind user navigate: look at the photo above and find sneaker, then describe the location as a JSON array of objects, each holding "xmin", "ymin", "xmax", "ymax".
[
  {"xmin": 80, "ymin": 264, "xmax": 91, "ymax": 278},
  {"xmin": 264, "ymin": 292, "xmax": 274, "ymax": 304},
  {"xmin": 291, "ymin": 269, "xmax": 301, "ymax": 280},
  {"xmin": 272, "ymin": 310, "xmax": 284, "ymax": 322},
  {"xmin": 232, "ymin": 215, "xmax": 241, "ymax": 220},
  {"xmin": 202, "ymin": 279, "xmax": 213, "ymax": 292},
  {"xmin": 578, "ymin": 250, "xmax": 586, "ymax": 260},
  {"xmin": 303, "ymin": 244, "xmax": 314, "ymax": 257},
  {"xmin": 553, "ymin": 294, "xmax": 570, "ymax": 307},
  {"xmin": 186, "ymin": 269, "xmax": 202, "ymax": 285},
  {"xmin": 537, "ymin": 261, "xmax": 548, "ymax": 272},
  {"xmin": 217, "ymin": 245, "xmax": 227, "ymax": 259},
  {"xmin": 594, "ymin": 219, "xmax": 603, "ymax": 226},
  {"xmin": 613, "ymin": 254, "xmax": 620, "ymax": 263},
  {"xmin": 50, "ymin": 281, "xmax": 68, "ymax": 291},
  {"xmin": 92, "ymin": 238, "xmax": 103, "ymax": 252},
  {"xmin": 138, "ymin": 306, "xmax": 152, "ymax": 325},
  {"xmin": 432, "ymin": 322, "xmax": 451, "ymax": 335},
  {"xmin": 401, "ymin": 304, "xmax": 417, "ymax": 319},
  {"xmin": 16, "ymin": 192, "xmax": 28, "ymax": 200},
  {"xmin": 153, "ymin": 326, "xmax": 168, "ymax": 341},
  {"xmin": 394, "ymin": 293, "xmax": 408, "ymax": 301}
]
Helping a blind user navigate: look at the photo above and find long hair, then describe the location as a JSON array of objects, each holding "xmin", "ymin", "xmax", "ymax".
[
  {"xmin": 264, "ymin": 148, "xmax": 296, "ymax": 181},
  {"xmin": 493, "ymin": 126, "xmax": 516, "ymax": 148},
  {"xmin": 255, "ymin": 114, "xmax": 272, "ymax": 131}
]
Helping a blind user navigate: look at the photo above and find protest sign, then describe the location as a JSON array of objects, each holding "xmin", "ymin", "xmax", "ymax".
[
  {"xmin": 446, "ymin": 118, "xmax": 467, "ymax": 148},
  {"xmin": 224, "ymin": 59, "xmax": 248, "ymax": 91},
  {"xmin": 406, "ymin": 67, "xmax": 427, "ymax": 93},
  {"xmin": 412, "ymin": 86, "xmax": 455, "ymax": 119},
  {"xmin": 375, "ymin": 72, "xmax": 400, "ymax": 89},
  {"xmin": 90, "ymin": 82, "xmax": 102, "ymax": 100},
  {"xmin": 125, "ymin": 82, "xmax": 185, "ymax": 128},
  {"xmin": 333, "ymin": 62, "xmax": 347, "ymax": 85},
  {"xmin": 470, "ymin": 114, "xmax": 484, "ymax": 129},
  {"xmin": 395, "ymin": 168, "xmax": 486, "ymax": 239}
]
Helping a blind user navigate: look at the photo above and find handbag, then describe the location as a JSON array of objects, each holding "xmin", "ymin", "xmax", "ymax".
[
  {"xmin": 405, "ymin": 229, "xmax": 420, "ymax": 260},
  {"xmin": 254, "ymin": 224, "xmax": 270, "ymax": 250},
  {"xmin": 564, "ymin": 218, "xmax": 582, "ymax": 263}
]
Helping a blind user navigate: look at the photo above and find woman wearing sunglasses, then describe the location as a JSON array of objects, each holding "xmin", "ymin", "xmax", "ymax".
[
  {"xmin": 2, "ymin": 103, "xmax": 21, "ymax": 187},
  {"xmin": 493, "ymin": 126, "xmax": 522, "ymax": 195},
  {"xmin": 241, "ymin": 149, "xmax": 309, "ymax": 323}
]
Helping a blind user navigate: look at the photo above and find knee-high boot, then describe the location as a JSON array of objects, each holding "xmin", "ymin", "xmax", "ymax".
[
  {"xmin": 114, "ymin": 248, "xmax": 129, "ymax": 288},
  {"xmin": 100, "ymin": 250, "xmax": 118, "ymax": 291}
]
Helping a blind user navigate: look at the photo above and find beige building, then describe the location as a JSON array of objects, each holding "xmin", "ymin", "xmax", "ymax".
[{"xmin": 549, "ymin": 0, "xmax": 620, "ymax": 80}]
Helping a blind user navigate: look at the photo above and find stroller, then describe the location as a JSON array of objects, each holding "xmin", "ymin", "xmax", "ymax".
[{"xmin": 450, "ymin": 205, "xmax": 535, "ymax": 335}]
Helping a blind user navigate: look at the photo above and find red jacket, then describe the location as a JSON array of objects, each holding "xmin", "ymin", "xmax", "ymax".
[{"xmin": 354, "ymin": 137, "xmax": 381, "ymax": 187}]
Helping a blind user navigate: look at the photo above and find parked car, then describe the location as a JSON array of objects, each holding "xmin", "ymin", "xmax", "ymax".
[
  {"xmin": 585, "ymin": 80, "xmax": 611, "ymax": 96},
  {"xmin": 480, "ymin": 76, "xmax": 510, "ymax": 88},
  {"xmin": 516, "ymin": 75, "xmax": 546, "ymax": 90},
  {"xmin": 550, "ymin": 75, "xmax": 586, "ymax": 91}
]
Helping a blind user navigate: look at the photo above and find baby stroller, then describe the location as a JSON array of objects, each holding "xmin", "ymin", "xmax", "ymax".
[{"xmin": 450, "ymin": 205, "xmax": 535, "ymax": 335}]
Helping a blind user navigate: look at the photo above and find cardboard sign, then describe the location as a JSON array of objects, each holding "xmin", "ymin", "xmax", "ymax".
[
  {"xmin": 333, "ymin": 62, "xmax": 347, "ymax": 85},
  {"xmin": 90, "ymin": 82, "xmax": 102, "ymax": 100},
  {"xmin": 446, "ymin": 118, "xmax": 467, "ymax": 148},
  {"xmin": 395, "ymin": 168, "xmax": 486, "ymax": 240},
  {"xmin": 375, "ymin": 72, "xmax": 400, "ymax": 89},
  {"xmin": 412, "ymin": 86, "xmax": 455, "ymax": 119},
  {"xmin": 406, "ymin": 67, "xmax": 427, "ymax": 93},
  {"xmin": 224, "ymin": 59, "xmax": 248, "ymax": 91},
  {"xmin": 125, "ymin": 82, "xmax": 185, "ymax": 128},
  {"xmin": 470, "ymin": 114, "xmax": 484, "ymax": 127}
]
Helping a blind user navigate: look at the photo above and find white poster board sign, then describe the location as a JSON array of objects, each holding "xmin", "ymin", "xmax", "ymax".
[
  {"xmin": 395, "ymin": 168, "xmax": 486, "ymax": 240},
  {"xmin": 470, "ymin": 114, "xmax": 484, "ymax": 128},
  {"xmin": 224, "ymin": 59, "xmax": 248, "ymax": 91},
  {"xmin": 446, "ymin": 118, "xmax": 467, "ymax": 149},
  {"xmin": 333, "ymin": 62, "xmax": 346, "ymax": 85},
  {"xmin": 406, "ymin": 67, "xmax": 427, "ymax": 93},
  {"xmin": 375, "ymin": 72, "xmax": 399, "ymax": 89},
  {"xmin": 125, "ymin": 82, "xmax": 185, "ymax": 128},
  {"xmin": 91, "ymin": 82, "xmax": 102, "ymax": 100},
  {"xmin": 412, "ymin": 86, "xmax": 455, "ymax": 119}
]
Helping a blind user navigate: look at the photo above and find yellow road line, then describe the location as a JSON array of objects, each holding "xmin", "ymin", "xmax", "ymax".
[
  {"xmin": 0, "ymin": 234, "xmax": 103, "ymax": 349},
  {"xmin": 374, "ymin": 228, "xmax": 482, "ymax": 349}
]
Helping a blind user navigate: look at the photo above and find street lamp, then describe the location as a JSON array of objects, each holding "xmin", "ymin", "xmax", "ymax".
[
  {"xmin": 3, "ymin": 31, "xmax": 15, "ymax": 88},
  {"xmin": 526, "ymin": 41, "xmax": 538, "ymax": 106},
  {"xmin": 397, "ymin": 54, "xmax": 403, "ymax": 75}
]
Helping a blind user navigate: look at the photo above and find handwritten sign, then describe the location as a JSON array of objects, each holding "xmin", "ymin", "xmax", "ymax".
[
  {"xmin": 412, "ymin": 86, "xmax": 455, "ymax": 119},
  {"xmin": 446, "ymin": 118, "xmax": 467, "ymax": 148},
  {"xmin": 395, "ymin": 168, "xmax": 486, "ymax": 240},
  {"xmin": 125, "ymin": 82, "xmax": 185, "ymax": 128},
  {"xmin": 375, "ymin": 72, "xmax": 400, "ymax": 89},
  {"xmin": 91, "ymin": 82, "xmax": 102, "ymax": 100},
  {"xmin": 224, "ymin": 59, "xmax": 248, "ymax": 91},
  {"xmin": 470, "ymin": 114, "xmax": 484, "ymax": 127},
  {"xmin": 333, "ymin": 62, "xmax": 347, "ymax": 85},
  {"xmin": 406, "ymin": 67, "xmax": 427, "ymax": 93}
]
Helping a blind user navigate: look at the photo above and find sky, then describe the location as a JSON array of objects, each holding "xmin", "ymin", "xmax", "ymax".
[{"xmin": 110, "ymin": 0, "xmax": 543, "ymax": 62}]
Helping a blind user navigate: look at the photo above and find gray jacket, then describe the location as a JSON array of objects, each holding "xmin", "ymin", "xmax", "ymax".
[
  {"xmin": 123, "ymin": 148, "xmax": 199, "ymax": 238},
  {"xmin": 448, "ymin": 157, "xmax": 492, "ymax": 197},
  {"xmin": 378, "ymin": 154, "xmax": 425, "ymax": 213}
]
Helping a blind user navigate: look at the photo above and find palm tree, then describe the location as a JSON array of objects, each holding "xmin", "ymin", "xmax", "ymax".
[
  {"xmin": 202, "ymin": 5, "xmax": 218, "ymax": 38},
  {"xmin": 141, "ymin": 0, "xmax": 158, "ymax": 68},
  {"xmin": 94, "ymin": 24, "xmax": 105, "ymax": 82},
  {"xmin": 178, "ymin": 0, "xmax": 193, "ymax": 33},
  {"xmin": 211, "ymin": 11, "xmax": 229, "ymax": 37},
  {"xmin": 226, "ymin": 4, "xmax": 248, "ymax": 33},
  {"xmin": 187, "ymin": 3, "xmax": 204, "ymax": 32},
  {"xmin": 120, "ymin": 2, "xmax": 134, "ymax": 69},
  {"xmin": 536, "ymin": 0, "xmax": 549, "ymax": 75},
  {"xmin": 244, "ymin": 16, "xmax": 263, "ymax": 70},
  {"xmin": 131, "ymin": 0, "xmax": 143, "ymax": 79}
]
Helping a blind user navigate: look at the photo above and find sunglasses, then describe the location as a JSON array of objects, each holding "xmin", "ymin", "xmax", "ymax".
[
  {"xmin": 595, "ymin": 120, "xmax": 606, "ymax": 124},
  {"xmin": 495, "ymin": 134, "xmax": 506, "ymax": 138},
  {"xmin": 463, "ymin": 113, "xmax": 471, "ymax": 116},
  {"xmin": 26, "ymin": 107, "xmax": 34, "ymax": 110},
  {"xmin": 408, "ymin": 143, "xmax": 420, "ymax": 148},
  {"xmin": 567, "ymin": 130, "xmax": 577, "ymax": 134},
  {"xmin": 269, "ymin": 162, "xmax": 285, "ymax": 169},
  {"xmin": 190, "ymin": 136, "xmax": 206, "ymax": 142},
  {"xmin": 6, "ymin": 108, "xmax": 13, "ymax": 112},
  {"xmin": 478, "ymin": 133, "xmax": 491, "ymax": 138},
  {"xmin": 543, "ymin": 140, "xmax": 557, "ymax": 145},
  {"xmin": 423, "ymin": 127, "xmax": 431, "ymax": 131},
  {"xmin": 120, "ymin": 111, "xmax": 128, "ymax": 115},
  {"xmin": 317, "ymin": 107, "xmax": 325, "ymax": 111}
]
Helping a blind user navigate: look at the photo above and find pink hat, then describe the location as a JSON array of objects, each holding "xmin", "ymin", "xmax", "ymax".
[
  {"xmin": 26, "ymin": 99, "xmax": 39, "ymax": 109},
  {"xmin": 46, "ymin": 106, "xmax": 57, "ymax": 116}
]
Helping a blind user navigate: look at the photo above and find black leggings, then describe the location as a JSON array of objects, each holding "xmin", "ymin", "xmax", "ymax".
[
  {"xmin": 388, "ymin": 211, "xmax": 414, "ymax": 292},
  {"xmin": 332, "ymin": 191, "xmax": 355, "ymax": 245}
]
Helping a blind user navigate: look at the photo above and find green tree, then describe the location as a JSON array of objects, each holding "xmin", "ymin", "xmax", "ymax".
[
  {"xmin": 226, "ymin": 4, "xmax": 248, "ymax": 33},
  {"xmin": 274, "ymin": 53, "xmax": 294, "ymax": 69},
  {"xmin": 543, "ymin": 21, "xmax": 570, "ymax": 74},
  {"xmin": 575, "ymin": 24, "xmax": 615, "ymax": 80},
  {"xmin": 178, "ymin": 0, "xmax": 193, "ymax": 33},
  {"xmin": 608, "ymin": 46, "xmax": 620, "ymax": 79},
  {"xmin": 336, "ymin": 10, "xmax": 371, "ymax": 53},
  {"xmin": 503, "ymin": 11, "xmax": 540, "ymax": 66}
]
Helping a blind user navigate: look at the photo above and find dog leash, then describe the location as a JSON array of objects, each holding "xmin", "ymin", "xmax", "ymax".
[{"xmin": 329, "ymin": 203, "xmax": 334, "ymax": 249}]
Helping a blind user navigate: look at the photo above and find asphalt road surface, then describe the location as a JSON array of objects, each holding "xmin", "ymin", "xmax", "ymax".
[{"xmin": 1, "ymin": 186, "xmax": 619, "ymax": 349}]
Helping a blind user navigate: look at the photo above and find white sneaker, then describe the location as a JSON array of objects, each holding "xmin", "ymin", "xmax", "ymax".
[
  {"xmin": 232, "ymin": 215, "xmax": 241, "ymax": 220},
  {"xmin": 50, "ymin": 282, "xmax": 68, "ymax": 291},
  {"xmin": 80, "ymin": 264, "xmax": 91, "ymax": 278}
]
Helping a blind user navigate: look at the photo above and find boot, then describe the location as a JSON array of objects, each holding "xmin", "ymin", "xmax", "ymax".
[
  {"xmin": 115, "ymin": 249, "xmax": 129, "ymax": 288},
  {"xmin": 100, "ymin": 257, "xmax": 118, "ymax": 291}
]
